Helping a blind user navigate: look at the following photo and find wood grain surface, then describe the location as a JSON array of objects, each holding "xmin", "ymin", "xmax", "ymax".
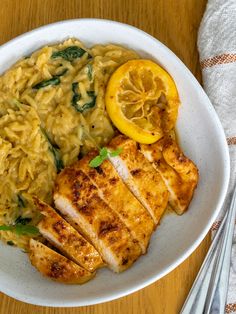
[{"xmin": 0, "ymin": 1, "xmax": 208, "ymax": 313}]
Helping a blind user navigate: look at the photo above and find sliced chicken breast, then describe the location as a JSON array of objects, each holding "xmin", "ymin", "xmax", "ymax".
[
  {"xmin": 29, "ymin": 239, "xmax": 94, "ymax": 284},
  {"xmin": 34, "ymin": 197, "xmax": 104, "ymax": 272},
  {"xmin": 140, "ymin": 135, "xmax": 199, "ymax": 214},
  {"xmin": 77, "ymin": 151, "xmax": 154, "ymax": 254},
  {"xmin": 54, "ymin": 167, "xmax": 142, "ymax": 272},
  {"xmin": 108, "ymin": 135, "xmax": 169, "ymax": 225}
]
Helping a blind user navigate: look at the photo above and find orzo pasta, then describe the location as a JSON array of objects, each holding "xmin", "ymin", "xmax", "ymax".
[{"xmin": 0, "ymin": 38, "xmax": 139, "ymax": 249}]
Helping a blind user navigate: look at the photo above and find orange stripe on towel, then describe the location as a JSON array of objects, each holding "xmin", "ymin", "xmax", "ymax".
[
  {"xmin": 200, "ymin": 53, "xmax": 236, "ymax": 69},
  {"xmin": 227, "ymin": 137, "xmax": 236, "ymax": 145},
  {"xmin": 226, "ymin": 303, "xmax": 236, "ymax": 313},
  {"xmin": 211, "ymin": 220, "xmax": 222, "ymax": 232}
]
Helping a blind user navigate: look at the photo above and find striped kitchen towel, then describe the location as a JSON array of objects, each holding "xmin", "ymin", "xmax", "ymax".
[{"xmin": 198, "ymin": 0, "xmax": 236, "ymax": 312}]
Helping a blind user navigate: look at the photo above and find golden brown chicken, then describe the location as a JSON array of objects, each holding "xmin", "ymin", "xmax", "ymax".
[
  {"xmin": 140, "ymin": 135, "xmax": 199, "ymax": 214},
  {"xmin": 54, "ymin": 168, "xmax": 142, "ymax": 273},
  {"xmin": 77, "ymin": 151, "xmax": 154, "ymax": 254},
  {"xmin": 34, "ymin": 197, "xmax": 104, "ymax": 272},
  {"xmin": 29, "ymin": 239, "xmax": 95, "ymax": 284},
  {"xmin": 108, "ymin": 135, "xmax": 169, "ymax": 225}
]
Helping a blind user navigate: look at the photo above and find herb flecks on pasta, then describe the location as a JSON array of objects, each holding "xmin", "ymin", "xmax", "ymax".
[{"xmin": 0, "ymin": 38, "xmax": 139, "ymax": 249}]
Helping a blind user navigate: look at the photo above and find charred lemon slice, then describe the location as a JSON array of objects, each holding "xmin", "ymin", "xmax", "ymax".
[{"xmin": 105, "ymin": 59, "xmax": 180, "ymax": 144}]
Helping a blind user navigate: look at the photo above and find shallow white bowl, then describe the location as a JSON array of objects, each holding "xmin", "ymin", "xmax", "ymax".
[{"xmin": 0, "ymin": 19, "xmax": 230, "ymax": 307}]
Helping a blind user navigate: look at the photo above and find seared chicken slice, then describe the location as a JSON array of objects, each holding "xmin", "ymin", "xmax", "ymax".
[
  {"xmin": 108, "ymin": 135, "xmax": 169, "ymax": 225},
  {"xmin": 29, "ymin": 239, "xmax": 94, "ymax": 284},
  {"xmin": 34, "ymin": 198, "xmax": 104, "ymax": 272},
  {"xmin": 140, "ymin": 136, "xmax": 199, "ymax": 214},
  {"xmin": 54, "ymin": 168, "xmax": 142, "ymax": 272},
  {"xmin": 77, "ymin": 152, "xmax": 154, "ymax": 254}
]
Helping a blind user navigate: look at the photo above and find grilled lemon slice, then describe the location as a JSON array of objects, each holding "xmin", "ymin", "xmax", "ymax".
[{"xmin": 105, "ymin": 59, "xmax": 180, "ymax": 144}]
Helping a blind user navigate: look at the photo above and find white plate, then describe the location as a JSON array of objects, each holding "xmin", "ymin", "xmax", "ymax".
[{"xmin": 0, "ymin": 19, "xmax": 230, "ymax": 307}]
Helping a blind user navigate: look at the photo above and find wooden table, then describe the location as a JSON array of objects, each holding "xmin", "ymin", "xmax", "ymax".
[{"xmin": 0, "ymin": 1, "xmax": 209, "ymax": 313}]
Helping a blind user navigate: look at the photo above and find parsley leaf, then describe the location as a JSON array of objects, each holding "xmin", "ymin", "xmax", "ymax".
[
  {"xmin": 89, "ymin": 147, "xmax": 122, "ymax": 168},
  {"xmin": 0, "ymin": 224, "xmax": 39, "ymax": 236},
  {"xmin": 109, "ymin": 147, "xmax": 123, "ymax": 157},
  {"xmin": 99, "ymin": 147, "xmax": 108, "ymax": 158},
  {"xmin": 0, "ymin": 225, "xmax": 12, "ymax": 231},
  {"xmin": 89, "ymin": 155, "xmax": 105, "ymax": 168},
  {"xmin": 14, "ymin": 225, "xmax": 39, "ymax": 236}
]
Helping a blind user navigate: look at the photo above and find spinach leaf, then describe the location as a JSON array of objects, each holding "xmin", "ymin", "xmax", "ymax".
[
  {"xmin": 33, "ymin": 77, "xmax": 60, "ymax": 89},
  {"xmin": 11, "ymin": 99, "xmax": 22, "ymax": 110},
  {"xmin": 40, "ymin": 128, "xmax": 64, "ymax": 172},
  {"xmin": 71, "ymin": 82, "xmax": 81, "ymax": 107},
  {"xmin": 15, "ymin": 216, "xmax": 32, "ymax": 225},
  {"xmin": 71, "ymin": 83, "xmax": 96, "ymax": 113},
  {"xmin": 7, "ymin": 241, "xmax": 14, "ymax": 246},
  {"xmin": 33, "ymin": 69, "xmax": 68, "ymax": 89},
  {"xmin": 49, "ymin": 146, "xmax": 64, "ymax": 172},
  {"xmin": 87, "ymin": 64, "xmax": 93, "ymax": 81},
  {"xmin": 72, "ymin": 82, "xmax": 78, "ymax": 94},
  {"xmin": 17, "ymin": 194, "xmax": 26, "ymax": 208},
  {"xmin": 89, "ymin": 147, "xmax": 122, "ymax": 168},
  {"xmin": 85, "ymin": 91, "xmax": 96, "ymax": 108},
  {"xmin": 51, "ymin": 46, "xmax": 92, "ymax": 62},
  {"xmin": 56, "ymin": 68, "xmax": 68, "ymax": 77}
]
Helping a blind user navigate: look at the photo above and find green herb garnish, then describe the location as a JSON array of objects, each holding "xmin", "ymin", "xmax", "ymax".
[
  {"xmin": 71, "ymin": 83, "xmax": 96, "ymax": 113},
  {"xmin": 89, "ymin": 147, "xmax": 122, "ymax": 168},
  {"xmin": 0, "ymin": 224, "xmax": 39, "ymax": 236},
  {"xmin": 33, "ymin": 68, "xmax": 68, "ymax": 89},
  {"xmin": 15, "ymin": 225, "xmax": 39, "ymax": 235},
  {"xmin": 0, "ymin": 225, "xmax": 12, "ymax": 231},
  {"xmin": 51, "ymin": 46, "xmax": 92, "ymax": 62},
  {"xmin": 0, "ymin": 213, "xmax": 38, "ymax": 236},
  {"xmin": 40, "ymin": 128, "xmax": 64, "ymax": 172}
]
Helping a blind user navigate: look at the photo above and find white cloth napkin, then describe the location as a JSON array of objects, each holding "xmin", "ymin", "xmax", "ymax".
[{"xmin": 198, "ymin": 0, "xmax": 236, "ymax": 312}]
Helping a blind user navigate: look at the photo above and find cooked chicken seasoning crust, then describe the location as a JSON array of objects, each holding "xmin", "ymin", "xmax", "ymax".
[
  {"xmin": 140, "ymin": 135, "xmax": 199, "ymax": 214},
  {"xmin": 108, "ymin": 135, "xmax": 169, "ymax": 225},
  {"xmin": 54, "ymin": 167, "xmax": 142, "ymax": 272},
  {"xmin": 29, "ymin": 238, "xmax": 94, "ymax": 284},
  {"xmin": 77, "ymin": 151, "xmax": 154, "ymax": 253},
  {"xmin": 34, "ymin": 197, "xmax": 104, "ymax": 272}
]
